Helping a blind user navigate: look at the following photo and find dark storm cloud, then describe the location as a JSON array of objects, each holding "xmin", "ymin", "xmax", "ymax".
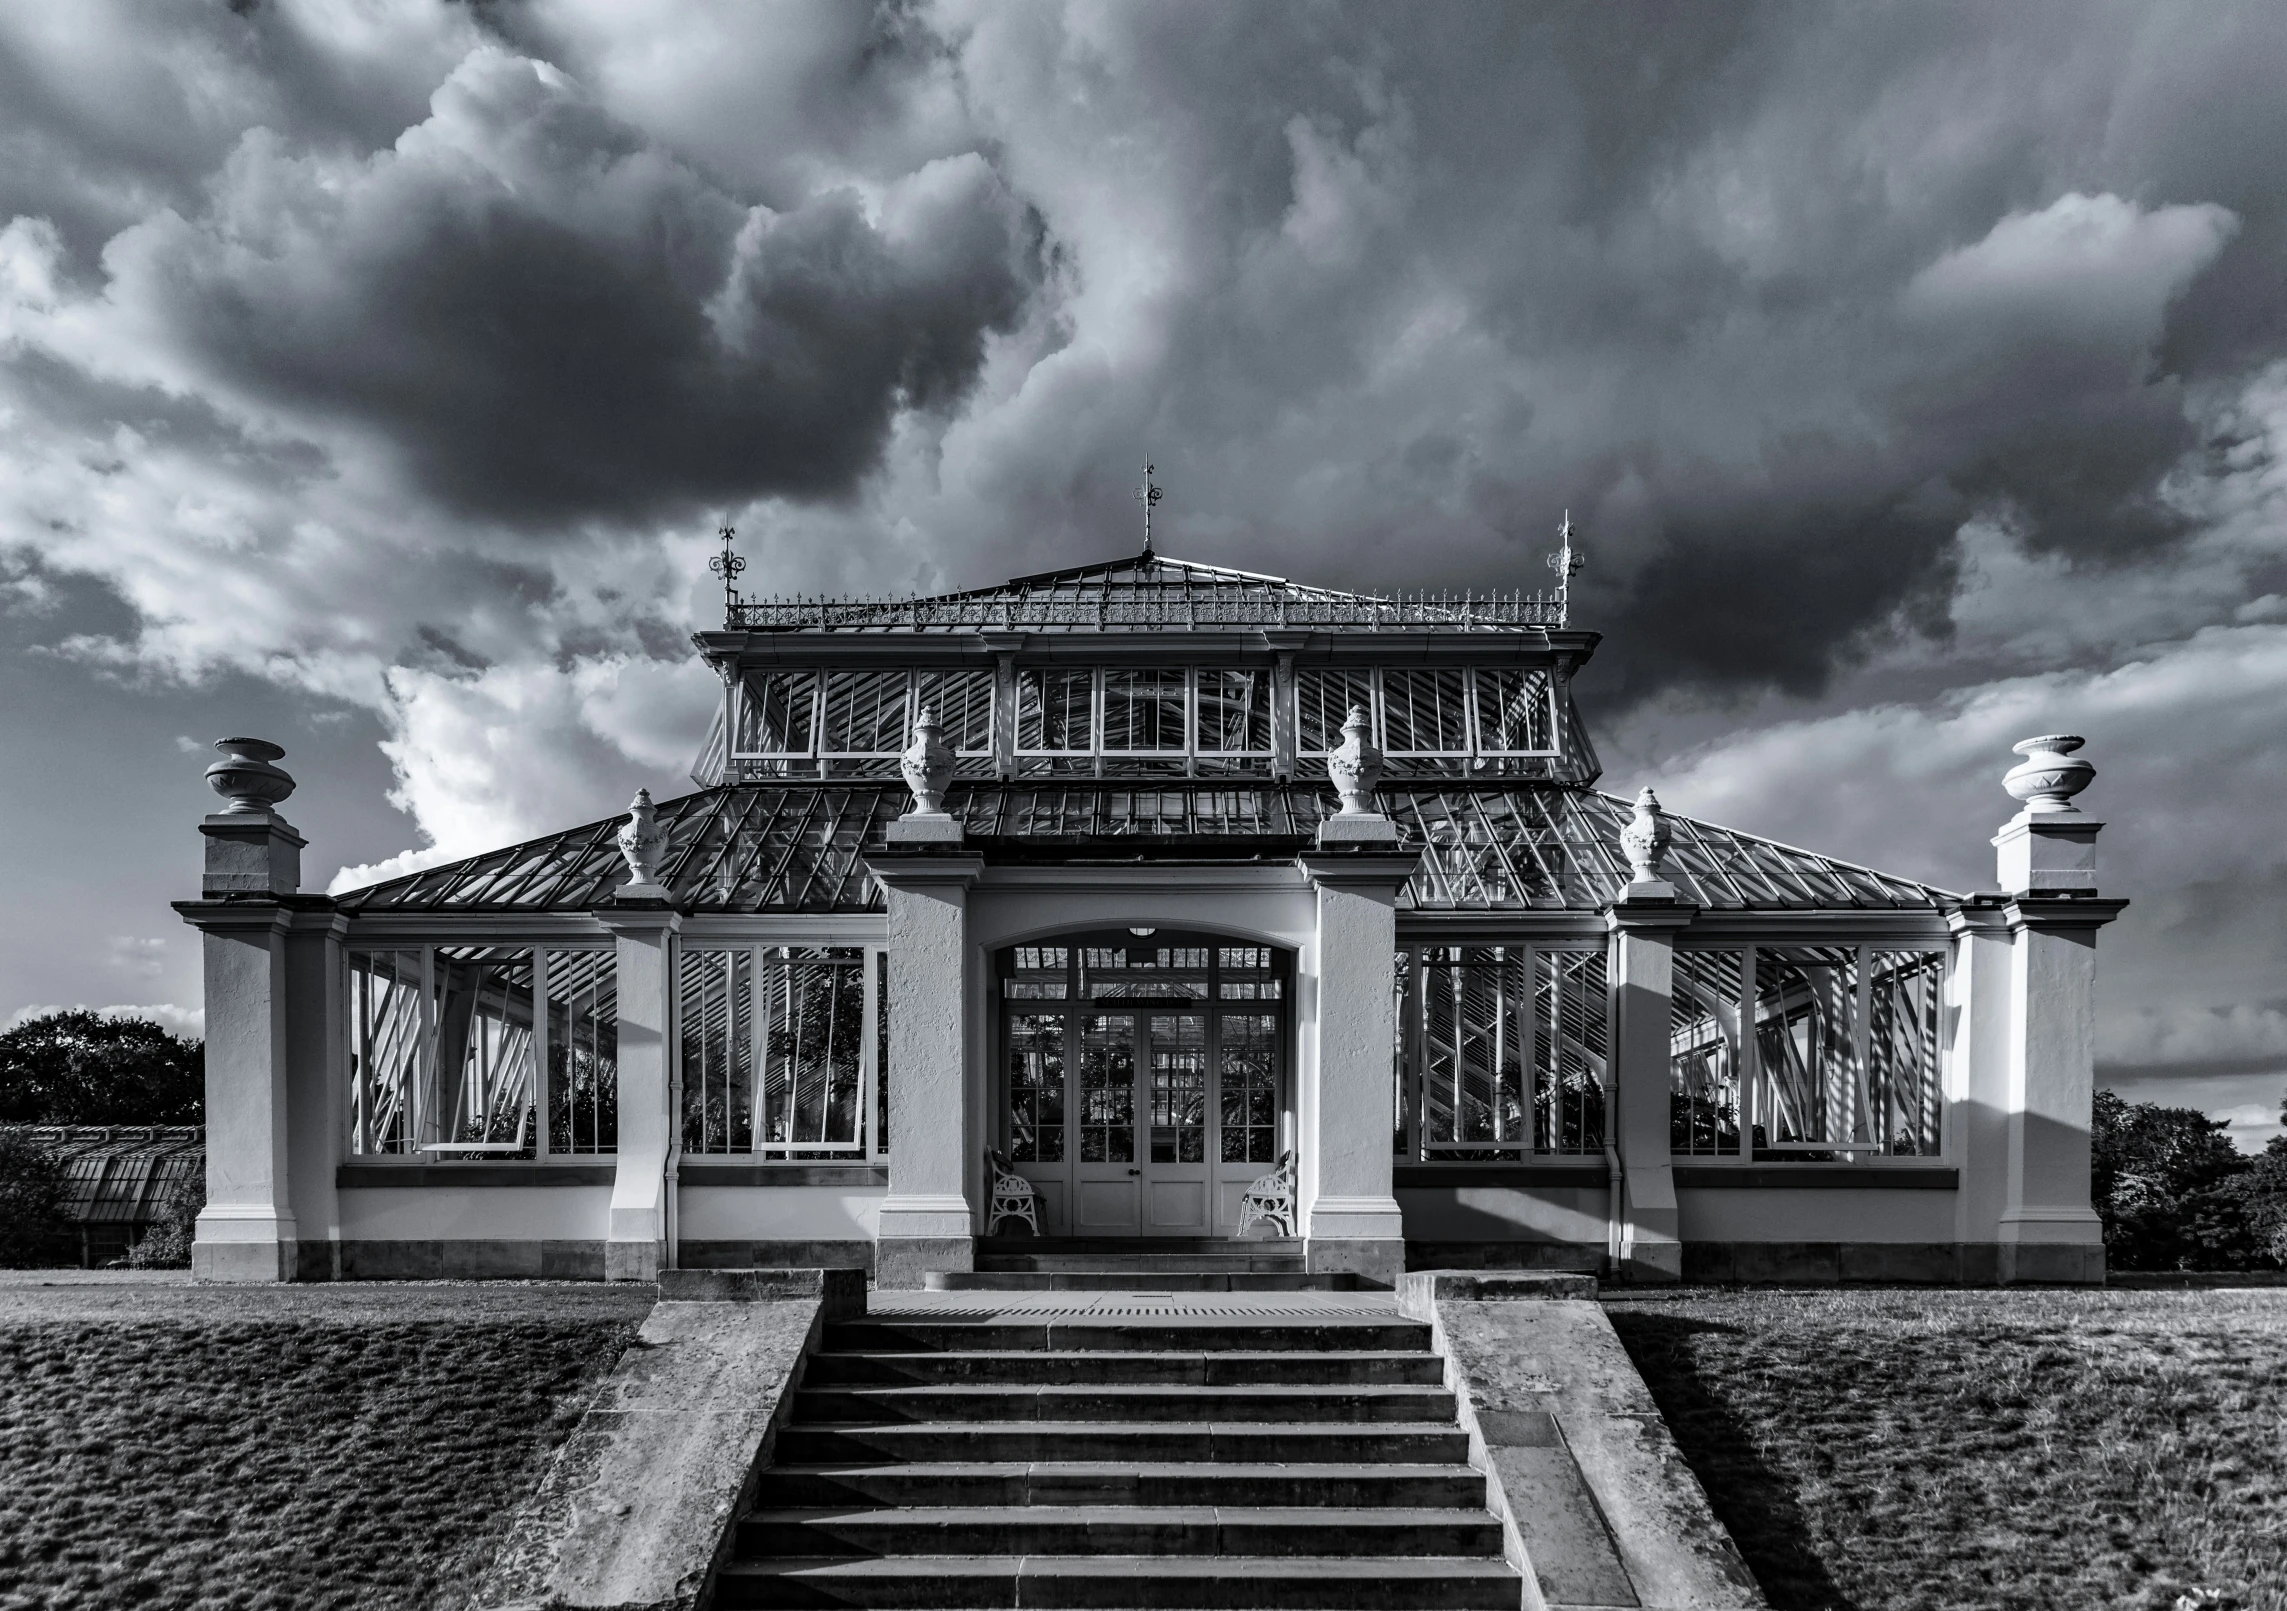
[
  {"xmin": 89, "ymin": 45, "xmax": 1034, "ymax": 523},
  {"xmin": 5, "ymin": 0, "xmax": 2286, "ymax": 710}
]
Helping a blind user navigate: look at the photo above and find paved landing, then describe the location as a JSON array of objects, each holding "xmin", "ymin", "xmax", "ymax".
[{"xmin": 868, "ymin": 1289, "xmax": 1402, "ymax": 1319}]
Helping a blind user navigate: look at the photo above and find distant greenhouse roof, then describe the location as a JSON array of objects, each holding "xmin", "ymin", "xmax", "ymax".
[
  {"xmin": 335, "ymin": 783, "xmax": 1955, "ymax": 916},
  {"xmin": 721, "ymin": 551, "xmax": 1572, "ymax": 634}
]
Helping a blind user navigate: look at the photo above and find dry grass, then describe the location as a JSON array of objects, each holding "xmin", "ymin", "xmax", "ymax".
[
  {"xmin": 1606, "ymin": 1286, "xmax": 2287, "ymax": 1611},
  {"xmin": 0, "ymin": 1279, "xmax": 649, "ymax": 1611}
]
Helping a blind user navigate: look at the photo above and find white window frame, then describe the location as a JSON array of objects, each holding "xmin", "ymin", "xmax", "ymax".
[
  {"xmin": 1015, "ymin": 666, "xmax": 1100, "ymax": 756},
  {"xmin": 1194, "ymin": 667, "xmax": 1274, "ymax": 760},
  {"xmin": 731, "ymin": 669, "xmax": 821, "ymax": 759},
  {"xmin": 1467, "ymin": 667, "xmax": 1561, "ymax": 758},
  {"xmin": 1098, "ymin": 666, "xmax": 1190, "ymax": 758}
]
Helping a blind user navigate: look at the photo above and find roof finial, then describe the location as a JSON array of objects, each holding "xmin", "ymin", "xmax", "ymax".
[
  {"xmin": 709, "ymin": 516, "xmax": 746, "ymax": 626},
  {"xmin": 1546, "ymin": 511, "xmax": 1585, "ymax": 627},
  {"xmin": 1137, "ymin": 462, "xmax": 1163, "ymax": 561}
]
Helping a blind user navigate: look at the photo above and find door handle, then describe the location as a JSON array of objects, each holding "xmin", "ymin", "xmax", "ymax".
[{"xmin": 1127, "ymin": 1168, "xmax": 1141, "ymax": 1176}]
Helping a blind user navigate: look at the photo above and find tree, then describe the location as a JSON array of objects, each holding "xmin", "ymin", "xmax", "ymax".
[
  {"xmin": 0, "ymin": 1127, "xmax": 72, "ymax": 1267},
  {"xmin": 2091, "ymin": 1089, "xmax": 2264, "ymax": 1270},
  {"xmin": 0, "ymin": 1011, "xmax": 203, "ymax": 1126},
  {"xmin": 126, "ymin": 1170, "xmax": 204, "ymax": 1270}
]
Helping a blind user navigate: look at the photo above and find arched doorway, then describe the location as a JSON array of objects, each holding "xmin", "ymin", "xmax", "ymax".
[{"xmin": 994, "ymin": 930, "xmax": 1291, "ymax": 1237}]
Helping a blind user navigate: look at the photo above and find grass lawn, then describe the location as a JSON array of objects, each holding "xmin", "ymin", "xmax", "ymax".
[
  {"xmin": 0, "ymin": 1276, "xmax": 651, "ymax": 1611},
  {"xmin": 1606, "ymin": 1287, "xmax": 2287, "ymax": 1611}
]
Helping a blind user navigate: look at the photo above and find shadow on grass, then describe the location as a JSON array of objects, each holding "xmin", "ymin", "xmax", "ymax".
[{"xmin": 1605, "ymin": 1311, "xmax": 1856, "ymax": 1611}]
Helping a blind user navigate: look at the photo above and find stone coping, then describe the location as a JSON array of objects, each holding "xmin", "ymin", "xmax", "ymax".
[{"xmin": 474, "ymin": 1273, "xmax": 857, "ymax": 1611}]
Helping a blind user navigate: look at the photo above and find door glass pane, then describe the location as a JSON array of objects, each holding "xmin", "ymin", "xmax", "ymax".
[
  {"xmin": 1079, "ymin": 1015, "xmax": 1136, "ymax": 1162},
  {"xmin": 1219, "ymin": 1013, "xmax": 1279, "ymax": 1165},
  {"xmin": 1149, "ymin": 1016, "xmax": 1207, "ymax": 1163},
  {"xmin": 1007, "ymin": 1014, "xmax": 1066, "ymax": 1163}
]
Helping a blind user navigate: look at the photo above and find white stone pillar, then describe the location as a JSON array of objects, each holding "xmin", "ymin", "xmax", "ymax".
[
  {"xmin": 1987, "ymin": 735, "xmax": 2125, "ymax": 1284},
  {"xmin": 188, "ymin": 902, "xmax": 297, "ymax": 1280},
  {"xmin": 1946, "ymin": 898, "xmax": 2015, "ymax": 1282},
  {"xmin": 178, "ymin": 740, "xmax": 309, "ymax": 1281},
  {"xmin": 1298, "ymin": 820, "xmax": 1418, "ymax": 1286},
  {"xmin": 1606, "ymin": 895, "xmax": 1694, "ymax": 1283},
  {"xmin": 867, "ymin": 821, "xmax": 985, "ymax": 1290},
  {"xmin": 1604, "ymin": 787, "xmax": 1693, "ymax": 1283},
  {"xmin": 597, "ymin": 896, "xmax": 681, "ymax": 1282}
]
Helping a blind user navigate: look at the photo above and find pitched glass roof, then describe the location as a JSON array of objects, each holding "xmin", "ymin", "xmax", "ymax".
[
  {"xmin": 723, "ymin": 551, "xmax": 1570, "ymax": 634},
  {"xmin": 336, "ymin": 783, "xmax": 1953, "ymax": 915}
]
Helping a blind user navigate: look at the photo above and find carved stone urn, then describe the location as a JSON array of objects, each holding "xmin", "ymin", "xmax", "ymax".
[
  {"xmin": 900, "ymin": 707, "xmax": 955, "ymax": 815},
  {"xmin": 205, "ymin": 737, "xmax": 296, "ymax": 814},
  {"xmin": 1326, "ymin": 704, "xmax": 1384, "ymax": 816},
  {"xmin": 617, "ymin": 788, "xmax": 668, "ymax": 886},
  {"xmin": 1620, "ymin": 786, "xmax": 1672, "ymax": 883},
  {"xmin": 2003, "ymin": 734, "xmax": 2095, "ymax": 815}
]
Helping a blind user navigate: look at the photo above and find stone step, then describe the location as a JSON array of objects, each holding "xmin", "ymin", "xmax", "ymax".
[
  {"xmin": 803, "ymin": 1349, "xmax": 1445, "ymax": 1386},
  {"xmin": 974, "ymin": 1252, "xmax": 1305, "ymax": 1273},
  {"xmin": 752, "ymin": 1461, "xmax": 1490, "ymax": 1510},
  {"xmin": 738, "ymin": 1505, "xmax": 1506, "ymax": 1559},
  {"xmin": 925, "ymin": 1269, "xmax": 1364, "ymax": 1292},
  {"xmin": 772, "ymin": 1420, "xmax": 1473, "ymax": 1466},
  {"xmin": 792, "ymin": 1382, "xmax": 1458, "ymax": 1426},
  {"xmin": 711, "ymin": 1554, "xmax": 1522, "ymax": 1610},
  {"xmin": 978, "ymin": 1236, "xmax": 1303, "ymax": 1257},
  {"xmin": 825, "ymin": 1319, "xmax": 1432, "ymax": 1354}
]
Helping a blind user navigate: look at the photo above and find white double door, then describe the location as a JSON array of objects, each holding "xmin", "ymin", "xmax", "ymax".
[{"xmin": 1003, "ymin": 1006, "xmax": 1281, "ymax": 1237}]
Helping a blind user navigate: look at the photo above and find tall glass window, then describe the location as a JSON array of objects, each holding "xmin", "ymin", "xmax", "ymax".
[
  {"xmin": 546, "ymin": 950, "xmax": 618, "ymax": 1155},
  {"xmin": 916, "ymin": 670, "xmax": 994, "ymax": 756},
  {"xmin": 1018, "ymin": 668, "xmax": 1094, "ymax": 752},
  {"xmin": 1101, "ymin": 668, "xmax": 1187, "ymax": 753},
  {"xmin": 1471, "ymin": 667, "xmax": 1555, "ymax": 754},
  {"xmin": 1297, "ymin": 669, "xmax": 1376, "ymax": 755},
  {"xmin": 1405, "ymin": 945, "xmax": 1608, "ymax": 1158},
  {"xmin": 1197, "ymin": 669, "xmax": 1271, "ymax": 755},
  {"xmin": 1667, "ymin": 945, "xmax": 1943, "ymax": 1158},
  {"xmin": 758, "ymin": 946, "xmax": 868, "ymax": 1158},
  {"xmin": 679, "ymin": 948, "xmax": 755, "ymax": 1153},
  {"xmin": 818, "ymin": 670, "xmax": 909, "ymax": 757},
  {"xmin": 1381, "ymin": 669, "xmax": 1471, "ymax": 756},
  {"xmin": 734, "ymin": 670, "xmax": 817, "ymax": 756}
]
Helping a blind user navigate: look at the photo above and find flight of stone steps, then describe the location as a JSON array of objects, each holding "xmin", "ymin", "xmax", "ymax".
[{"xmin": 713, "ymin": 1305, "xmax": 1521, "ymax": 1608}]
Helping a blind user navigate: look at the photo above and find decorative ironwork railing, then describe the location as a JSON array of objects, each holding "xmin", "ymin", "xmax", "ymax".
[{"xmin": 725, "ymin": 588, "xmax": 1567, "ymax": 633}]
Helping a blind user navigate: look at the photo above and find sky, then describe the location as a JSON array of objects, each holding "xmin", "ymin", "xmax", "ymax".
[{"xmin": 2, "ymin": 1, "xmax": 2283, "ymax": 1144}]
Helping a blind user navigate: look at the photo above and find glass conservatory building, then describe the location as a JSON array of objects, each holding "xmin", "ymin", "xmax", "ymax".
[{"xmin": 178, "ymin": 547, "xmax": 2123, "ymax": 1286}]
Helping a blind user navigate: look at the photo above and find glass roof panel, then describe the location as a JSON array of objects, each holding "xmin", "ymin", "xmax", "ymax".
[{"xmin": 336, "ymin": 784, "xmax": 1955, "ymax": 915}]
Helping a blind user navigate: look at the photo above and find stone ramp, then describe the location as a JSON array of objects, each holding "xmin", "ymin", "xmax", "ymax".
[{"xmin": 714, "ymin": 1294, "xmax": 1520, "ymax": 1609}]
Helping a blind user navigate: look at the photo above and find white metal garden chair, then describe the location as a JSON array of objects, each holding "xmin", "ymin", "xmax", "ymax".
[
  {"xmin": 1236, "ymin": 1149, "xmax": 1297, "ymax": 1237},
  {"xmin": 985, "ymin": 1148, "xmax": 1041, "ymax": 1236}
]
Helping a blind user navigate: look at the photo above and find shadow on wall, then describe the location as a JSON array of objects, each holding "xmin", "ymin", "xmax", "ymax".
[{"xmin": 1602, "ymin": 1311, "xmax": 1857, "ymax": 1611}]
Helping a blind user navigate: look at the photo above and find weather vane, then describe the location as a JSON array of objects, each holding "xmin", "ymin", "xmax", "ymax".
[
  {"xmin": 709, "ymin": 518, "xmax": 746, "ymax": 625},
  {"xmin": 1137, "ymin": 463, "xmax": 1163, "ymax": 559},
  {"xmin": 1547, "ymin": 511, "xmax": 1585, "ymax": 626}
]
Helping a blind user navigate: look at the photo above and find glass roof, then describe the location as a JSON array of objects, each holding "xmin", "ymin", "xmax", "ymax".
[
  {"xmin": 337, "ymin": 784, "xmax": 1954, "ymax": 915},
  {"xmin": 723, "ymin": 552, "xmax": 1569, "ymax": 634}
]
